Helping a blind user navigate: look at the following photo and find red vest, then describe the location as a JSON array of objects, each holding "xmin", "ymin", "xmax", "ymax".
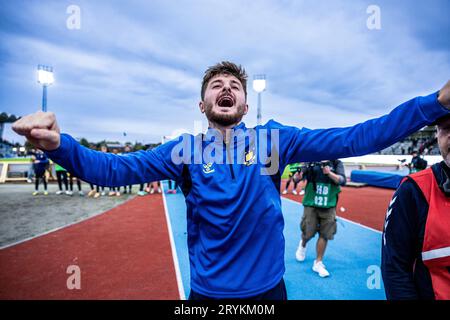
[{"xmin": 407, "ymin": 168, "xmax": 450, "ymax": 300}]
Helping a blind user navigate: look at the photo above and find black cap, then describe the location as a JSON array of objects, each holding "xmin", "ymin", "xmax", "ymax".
[{"xmin": 432, "ymin": 113, "xmax": 450, "ymax": 126}]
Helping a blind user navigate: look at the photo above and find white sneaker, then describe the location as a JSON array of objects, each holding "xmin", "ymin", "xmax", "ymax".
[
  {"xmin": 296, "ymin": 244, "xmax": 306, "ymax": 262},
  {"xmin": 56, "ymin": 190, "xmax": 63, "ymax": 195},
  {"xmin": 150, "ymin": 189, "xmax": 155, "ymax": 194},
  {"xmin": 157, "ymin": 188, "xmax": 162, "ymax": 194},
  {"xmin": 312, "ymin": 260, "xmax": 330, "ymax": 278},
  {"xmin": 292, "ymin": 190, "xmax": 298, "ymax": 195},
  {"xmin": 66, "ymin": 190, "xmax": 73, "ymax": 196},
  {"xmin": 282, "ymin": 190, "xmax": 288, "ymax": 195},
  {"xmin": 299, "ymin": 190, "xmax": 305, "ymax": 195}
]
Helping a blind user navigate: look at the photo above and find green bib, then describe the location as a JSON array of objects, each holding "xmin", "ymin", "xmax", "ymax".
[
  {"xmin": 302, "ymin": 182, "xmax": 340, "ymax": 208},
  {"xmin": 288, "ymin": 163, "xmax": 301, "ymax": 173},
  {"xmin": 54, "ymin": 164, "xmax": 67, "ymax": 172}
]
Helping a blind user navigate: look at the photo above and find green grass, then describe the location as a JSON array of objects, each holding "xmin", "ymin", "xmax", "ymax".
[{"xmin": 0, "ymin": 158, "xmax": 31, "ymax": 163}]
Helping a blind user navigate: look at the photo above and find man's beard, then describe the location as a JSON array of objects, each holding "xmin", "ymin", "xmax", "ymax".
[{"xmin": 204, "ymin": 101, "xmax": 246, "ymax": 126}]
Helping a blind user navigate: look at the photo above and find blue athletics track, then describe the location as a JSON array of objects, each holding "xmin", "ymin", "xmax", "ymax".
[{"xmin": 0, "ymin": 180, "xmax": 393, "ymax": 299}]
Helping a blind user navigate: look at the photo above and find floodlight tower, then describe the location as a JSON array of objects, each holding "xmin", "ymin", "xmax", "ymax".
[
  {"xmin": 37, "ymin": 65, "xmax": 54, "ymax": 112},
  {"xmin": 253, "ymin": 74, "xmax": 266, "ymax": 125}
]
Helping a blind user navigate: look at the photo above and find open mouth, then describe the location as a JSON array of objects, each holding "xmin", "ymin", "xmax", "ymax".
[{"xmin": 217, "ymin": 95, "xmax": 234, "ymax": 108}]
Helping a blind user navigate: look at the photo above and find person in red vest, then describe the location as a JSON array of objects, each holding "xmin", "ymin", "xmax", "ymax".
[{"xmin": 382, "ymin": 113, "xmax": 450, "ymax": 300}]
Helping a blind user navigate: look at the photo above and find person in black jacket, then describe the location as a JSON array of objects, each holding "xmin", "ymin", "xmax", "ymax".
[{"xmin": 382, "ymin": 114, "xmax": 450, "ymax": 300}]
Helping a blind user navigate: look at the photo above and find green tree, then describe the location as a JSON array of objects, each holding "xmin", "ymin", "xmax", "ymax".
[{"xmin": 79, "ymin": 138, "xmax": 90, "ymax": 148}]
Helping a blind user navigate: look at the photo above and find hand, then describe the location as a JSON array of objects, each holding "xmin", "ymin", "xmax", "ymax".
[
  {"xmin": 322, "ymin": 166, "xmax": 331, "ymax": 175},
  {"xmin": 438, "ymin": 80, "xmax": 450, "ymax": 109},
  {"xmin": 12, "ymin": 111, "xmax": 61, "ymax": 151}
]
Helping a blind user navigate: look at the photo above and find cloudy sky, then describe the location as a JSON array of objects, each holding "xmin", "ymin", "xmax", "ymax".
[{"xmin": 1, "ymin": 0, "xmax": 449, "ymax": 144}]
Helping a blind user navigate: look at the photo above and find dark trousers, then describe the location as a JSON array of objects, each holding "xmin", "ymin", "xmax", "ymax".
[
  {"xmin": 69, "ymin": 175, "xmax": 81, "ymax": 191},
  {"xmin": 168, "ymin": 180, "xmax": 177, "ymax": 190},
  {"xmin": 188, "ymin": 278, "xmax": 287, "ymax": 300},
  {"xmin": 89, "ymin": 184, "xmax": 104, "ymax": 192},
  {"xmin": 285, "ymin": 177, "xmax": 298, "ymax": 190},
  {"xmin": 56, "ymin": 171, "xmax": 68, "ymax": 191},
  {"xmin": 34, "ymin": 171, "xmax": 47, "ymax": 191}
]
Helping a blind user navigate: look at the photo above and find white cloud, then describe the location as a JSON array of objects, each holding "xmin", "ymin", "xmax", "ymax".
[{"xmin": 1, "ymin": 0, "xmax": 449, "ymax": 145}]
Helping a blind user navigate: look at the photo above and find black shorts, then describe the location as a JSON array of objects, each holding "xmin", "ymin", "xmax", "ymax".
[{"xmin": 188, "ymin": 278, "xmax": 287, "ymax": 300}]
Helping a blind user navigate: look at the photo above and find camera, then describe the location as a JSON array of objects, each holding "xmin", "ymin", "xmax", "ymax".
[{"xmin": 307, "ymin": 161, "xmax": 332, "ymax": 169}]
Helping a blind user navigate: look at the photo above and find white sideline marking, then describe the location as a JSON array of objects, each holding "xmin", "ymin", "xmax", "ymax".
[
  {"xmin": 161, "ymin": 183, "xmax": 186, "ymax": 300},
  {"xmin": 281, "ymin": 196, "xmax": 382, "ymax": 234}
]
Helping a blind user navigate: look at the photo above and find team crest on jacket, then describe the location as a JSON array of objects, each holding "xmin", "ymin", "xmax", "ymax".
[
  {"xmin": 244, "ymin": 150, "xmax": 256, "ymax": 166},
  {"xmin": 202, "ymin": 162, "xmax": 215, "ymax": 174}
]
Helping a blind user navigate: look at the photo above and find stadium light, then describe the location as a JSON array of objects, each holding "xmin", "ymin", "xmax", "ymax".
[
  {"xmin": 253, "ymin": 75, "xmax": 266, "ymax": 125},
  {"xmin": 37, "ymin": 65, "xmax": 54, "ymax": 112}
]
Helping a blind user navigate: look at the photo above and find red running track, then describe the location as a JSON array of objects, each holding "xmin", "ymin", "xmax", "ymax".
[
  {"xmin": 0, "ymin": 195, "xmax": 179, "ymax": 299},
  {"xmin": 281, "ymin": 179, "xmax": 395, "ymax": 231},
  {"xmin": 0, "ymin": 181, "xmax": 394, "ymax": 299}
]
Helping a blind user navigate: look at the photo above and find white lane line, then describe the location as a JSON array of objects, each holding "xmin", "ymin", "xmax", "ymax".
[
  {"xmin": 161, "ymin": 182, "xmax": 186, "ymax": 300},
  {"xmin": 281, "ymin": 196, "xmax": 382, "ymax": 234}
]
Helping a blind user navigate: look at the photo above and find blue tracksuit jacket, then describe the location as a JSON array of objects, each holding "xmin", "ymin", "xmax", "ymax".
[{"xmin": 45, "ymin": 91, "xmax": 448, "ymax": 298}]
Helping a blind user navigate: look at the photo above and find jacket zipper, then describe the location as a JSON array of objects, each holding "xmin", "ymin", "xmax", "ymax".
[{"xmin": 225, "ymin": 141, "xmax": 235, "ymax": 180}]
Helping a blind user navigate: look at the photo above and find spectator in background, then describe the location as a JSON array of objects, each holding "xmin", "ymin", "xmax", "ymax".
[
  {"xmin": 147, "ymin": 181, "xmax": 161, "ymax": 194},
  {"xmin": 137, "ymin": 183, "xmax": 149, "ymax": 196},
  {"xmin": 409, "ymin": 150, "xmax": 428, "ymax": 174},
  {"xmin": 68, "ymin": 172, "xmax": 84, "ymax": 196},
  {"xmin": 32, "ymin": 149, "xmax": 49, "ymax": 196},
  {"xmin": 123, "ymin": 145, "xmax": 133, "ymax": 194},
  {"xmin": 109, "ymin": 148, "xmax": 121, "ymax": 196},
  {"xmin": 167, "ymin": 179, "xmax": 178, "ymax": 194},
  {"xmin": 382, "ymin": 114, "xmax": 450, "ymax": 300},
  {"xmin": 26, "ymin": 148, "xmax": 36, "ymax": 183},
  {"xmin": 282, "ymin": 163, "xmax": 304, "ymax": 195},
  {"xmin": 295, "ymin": 160, "xmax": 346, "ymax": 278},
  {"xmin": 54, "ymin": 163, "xmax": 70, "ymax": 195}
]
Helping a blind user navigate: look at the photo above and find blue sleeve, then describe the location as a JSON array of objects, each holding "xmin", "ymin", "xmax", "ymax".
[
  {"xmin": 275, "ymin": 92, "xmax": 448, "ymax": 166},
  {"xmin": 44, "ymin": 133, "xmax": 186, "ymax": 187},
  {"xmin": 381, "ymin": 179, "xmax": 427, "ymax": 300},
  {"xmin": 335, "ymin": 161, "xmax": 346, "ymax": 186}
]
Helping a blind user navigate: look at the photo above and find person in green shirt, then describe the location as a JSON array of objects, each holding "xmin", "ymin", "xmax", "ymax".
[
  {"xmin": 294, "ymin": 160, "xmax": 346, "ymax": 278},
  {"xmin": 54, "ymin": 163, "xmax": 69, "ymax": 195}
]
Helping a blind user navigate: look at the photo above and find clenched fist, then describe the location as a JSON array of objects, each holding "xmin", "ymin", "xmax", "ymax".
[
  {"xmin": 438, "ymin": 80, "xmax": 450, "ymax": 109},
  {"xmin": 12, "ymin": 111, "xmax": 61, "ymax": 151}
]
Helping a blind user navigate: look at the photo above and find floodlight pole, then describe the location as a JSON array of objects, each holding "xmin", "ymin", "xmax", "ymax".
[
  {"xmin": 253, "ymin": 74, "xmax": 266, "ymax": 126},
  {"xmin": 42, "ymin": 85, "xmax": 48, "ymax": 112},
  {"xmin": 257, "ymin": 92, "xmax": 262, "ymax": 125},
  {"xmin": 37, "ymin": 64, "xmax": 53, "ymax": 112}
]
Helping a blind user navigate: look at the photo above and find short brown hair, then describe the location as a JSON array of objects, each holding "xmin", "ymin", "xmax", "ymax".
[{"xmin": 201, "ymin": 61, "xmax": 248, "ymax": 100}]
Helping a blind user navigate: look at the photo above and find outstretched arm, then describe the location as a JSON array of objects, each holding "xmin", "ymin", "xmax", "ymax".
[
  {"xmin": 279, "ymin": 83, "xmax": 450, "ymax": 165},
  {"xmin": 12, "ymin": 112, "xmax": 184, "ymax": 187}
]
